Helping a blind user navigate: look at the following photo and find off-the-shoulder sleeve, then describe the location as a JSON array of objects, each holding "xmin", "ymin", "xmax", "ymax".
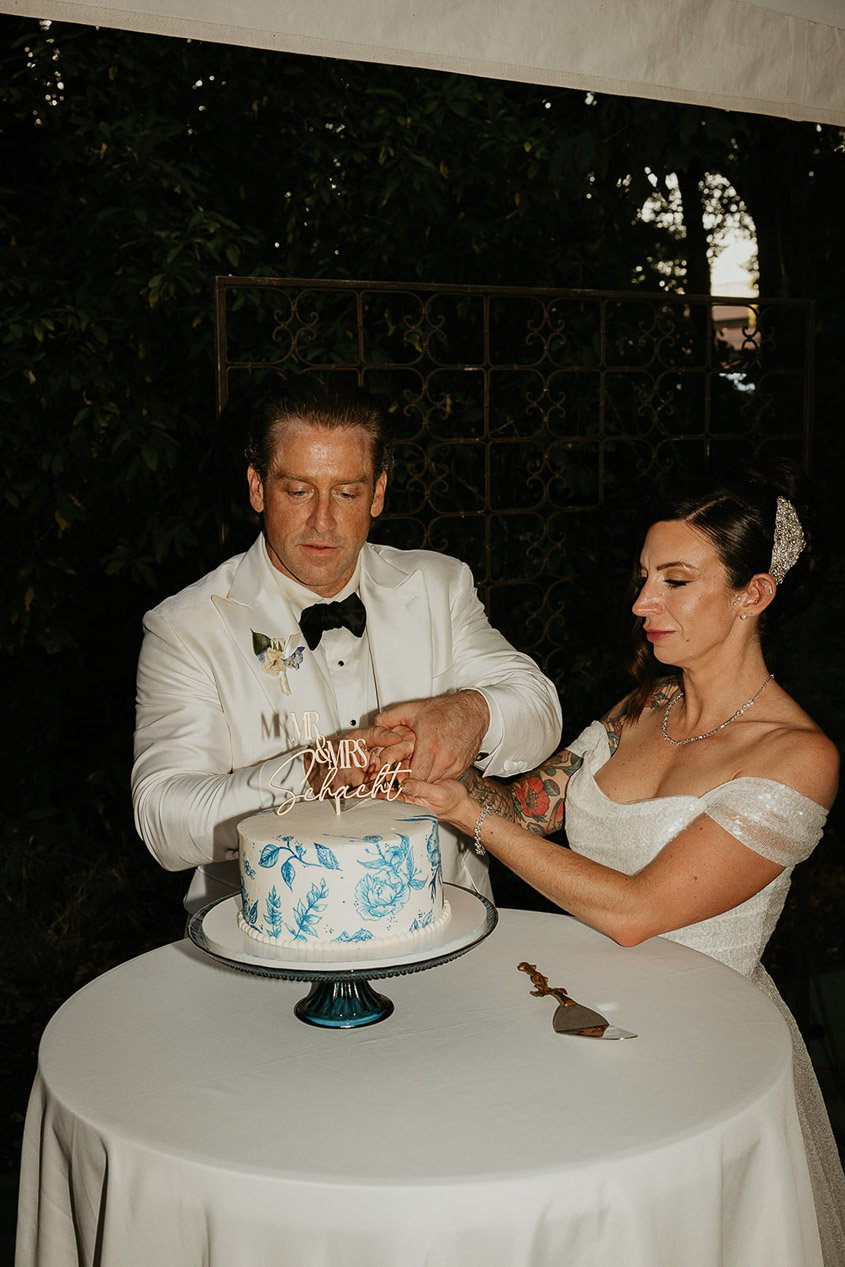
[
  {"xmin": 701, "ymin": 778, "xmax": 828, "ymax": 866},
  {"xmin": 565, "ymin": 720, "xmax": 610, "ymax": 763}
]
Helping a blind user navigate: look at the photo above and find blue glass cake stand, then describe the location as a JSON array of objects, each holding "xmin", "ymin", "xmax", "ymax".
[{"xmin": 188, "ymin": 884, "xmax": 497, "ymax": 1029}]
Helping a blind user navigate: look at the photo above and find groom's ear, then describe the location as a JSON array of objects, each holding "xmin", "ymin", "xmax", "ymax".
[
  {"xmin": 247, "ymin": 464, "xmax": 265, "ymax": 514},
  {"xmin": 370, "ymin": 471, "xmax": 387, "ymax": 519}
]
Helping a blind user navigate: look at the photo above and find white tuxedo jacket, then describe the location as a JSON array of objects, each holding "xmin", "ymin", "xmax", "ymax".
[{"xmin": 132, "ymin": 536, "xmax": 562, "ymax": 901}]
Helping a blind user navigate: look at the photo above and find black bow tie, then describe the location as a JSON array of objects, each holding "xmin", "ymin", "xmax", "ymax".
[{"xmin": 299, "ymin": 593, "xmax": 367, "ymax": 651}]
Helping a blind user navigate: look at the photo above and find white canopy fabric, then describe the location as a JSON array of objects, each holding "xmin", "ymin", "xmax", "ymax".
[{"xmin": 4, "ymin": 0, "xmax": 845, "ymax": 124}]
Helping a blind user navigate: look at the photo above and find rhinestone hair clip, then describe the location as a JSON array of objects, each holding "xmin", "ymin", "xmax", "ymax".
[{"xmin": 769, "ymin": 496, "xmax": 805, "ymax": 585}]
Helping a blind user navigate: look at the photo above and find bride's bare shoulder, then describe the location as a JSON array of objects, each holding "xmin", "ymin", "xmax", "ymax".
[
  {"xmin": 750, "ymin": 702, "xmax": 839, "ymax": 807},
  {"xmin": 600, "ymin": 678, "xmax": 679, "ymax": 753},
  {"xmin": 601, "ymin": 678, "xmax": 680, "ymax": 722},
  {"xmin": 644, "ymin": 678, "xmax": 682, "ymax": 709}
]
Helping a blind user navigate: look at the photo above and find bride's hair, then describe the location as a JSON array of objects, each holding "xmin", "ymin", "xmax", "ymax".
[{"xmin": 624, "ymin": 457, "xmax": 824, "ymax": 720}]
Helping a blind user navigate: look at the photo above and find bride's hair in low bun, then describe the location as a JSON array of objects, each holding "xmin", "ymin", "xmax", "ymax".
[{"xmin": 624, "ymin": 457, "xmax": 824, "ymax": 718}]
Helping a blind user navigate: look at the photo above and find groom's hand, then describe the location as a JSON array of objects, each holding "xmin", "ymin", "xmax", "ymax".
[
  {"xmin": 374, "ymin": 690, "xmax": 489, "ymax": 783},
  {"xmin": 304, "ymin": 725, "xmax": 412, "ymax": 797}
]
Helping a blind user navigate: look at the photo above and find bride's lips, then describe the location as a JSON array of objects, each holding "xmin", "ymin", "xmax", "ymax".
[{"xmin": 644, "ymin": 629, "xmax": 674, "ymax": 643}]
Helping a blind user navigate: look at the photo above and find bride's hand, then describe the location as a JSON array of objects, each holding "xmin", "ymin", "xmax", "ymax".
[{"xmin": 399, "ymin": 777, "xmax": 476, "ymax": 832}]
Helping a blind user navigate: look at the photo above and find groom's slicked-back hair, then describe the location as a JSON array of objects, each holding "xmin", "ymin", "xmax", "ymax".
[{"xmin": 244, "ymin": 374, "xmax": 394, "ymax": 484}]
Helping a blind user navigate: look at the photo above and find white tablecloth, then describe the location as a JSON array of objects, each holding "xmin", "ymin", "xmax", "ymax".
[{"xmin": 16, "ymin": 908, "xmax": 822, "ymax": 1266}]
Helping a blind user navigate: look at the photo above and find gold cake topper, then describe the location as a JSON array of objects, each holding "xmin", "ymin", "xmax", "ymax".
[{"xmin": 269, "ymin": 710, "xmax": 411, "ymax": 817}]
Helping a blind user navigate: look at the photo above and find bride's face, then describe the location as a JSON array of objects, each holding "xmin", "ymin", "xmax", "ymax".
[{"xmin": 632, "ymin": 520, "xmax": 738, "ymax": 665}]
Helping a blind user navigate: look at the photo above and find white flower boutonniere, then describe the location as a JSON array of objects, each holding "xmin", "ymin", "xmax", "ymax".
[{"xmin": 252, "ymin": 631, "xmax": 305, "ymax": 696}]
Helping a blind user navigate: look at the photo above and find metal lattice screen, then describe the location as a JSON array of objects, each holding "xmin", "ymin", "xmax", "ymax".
[{"xmin": 215, "ymin": 277, "xmax": 814, "ymax": 722}]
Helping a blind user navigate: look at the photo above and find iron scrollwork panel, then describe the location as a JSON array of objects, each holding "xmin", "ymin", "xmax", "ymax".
[{"xmin": 216, "ymin": 277, "xmax": 813, "ymax": 712}]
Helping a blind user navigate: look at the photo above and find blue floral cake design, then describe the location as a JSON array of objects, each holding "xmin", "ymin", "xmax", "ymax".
[{"xmin": 236, "ymin": 800, "xmax": 449, "ymax": 951}]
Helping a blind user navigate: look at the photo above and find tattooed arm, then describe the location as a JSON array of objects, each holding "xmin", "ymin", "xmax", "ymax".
[
  {"xmin": 405, "ymin": 694, "xmax": 641, "ymax": 841},
  {"xmin": 601, "ymin": 692, "xmax": 634, "ymax": 755},
  {"xmin": 456, "ymin": 690, "xmax": 644, "ymax": 837},
  {"xmin": 460, "ymin": 749, "xmax": 584, "ymax": 838}
]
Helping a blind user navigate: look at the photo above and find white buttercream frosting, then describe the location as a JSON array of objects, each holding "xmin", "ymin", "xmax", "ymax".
[
  {"xmin": 237, "ymin": 800, "xmax": 448, "ymax": 953},
  {"xmin": 236, "ymin": 898, "xmax": 452, "ymax": 954}
]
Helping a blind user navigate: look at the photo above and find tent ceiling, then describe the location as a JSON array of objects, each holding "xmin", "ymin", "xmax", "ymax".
[{"xmin": 4, "ymin": 0, "xmax": 845, "ymax": 124}]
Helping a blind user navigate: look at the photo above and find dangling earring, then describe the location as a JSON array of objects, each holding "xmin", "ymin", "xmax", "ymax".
[{"xmin": 740, "ymin": 613, "xmax": 748, "ymax": 621}]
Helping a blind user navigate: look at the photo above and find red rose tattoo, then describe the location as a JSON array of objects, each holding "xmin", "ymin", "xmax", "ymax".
[{"xmin": 513, "ymin": 775, "xmax": 550, "ymax": 821}]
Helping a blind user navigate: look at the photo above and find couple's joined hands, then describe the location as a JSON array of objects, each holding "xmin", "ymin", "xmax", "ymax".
[{"xmin": 304, "ymin": 691, "xmax": 487, "ymax": 827}]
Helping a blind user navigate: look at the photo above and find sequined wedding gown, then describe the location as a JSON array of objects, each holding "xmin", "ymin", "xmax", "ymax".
[{"xmin": 566, "ymin": 721, "xmax": 845, "ymax": 1267}]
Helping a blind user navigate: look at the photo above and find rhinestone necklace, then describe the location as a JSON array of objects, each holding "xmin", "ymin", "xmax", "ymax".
[{"xmin": 661, "ymin": 673, "xmax": 774, "ymax": 746}]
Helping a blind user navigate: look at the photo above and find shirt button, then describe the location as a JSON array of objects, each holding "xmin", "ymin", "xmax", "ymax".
[
  {"xmin": 338, "ymin": 660, "xmax": 344, "ymax": 667},
  {"xmin": 351, "ymin": 720, "xmax": 357, "ymax": 727}
]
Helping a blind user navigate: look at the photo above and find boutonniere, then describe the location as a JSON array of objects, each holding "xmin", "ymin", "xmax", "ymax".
[{"xmin": 252, "ymin": 631, "xmax": 305, "ymax": 696}]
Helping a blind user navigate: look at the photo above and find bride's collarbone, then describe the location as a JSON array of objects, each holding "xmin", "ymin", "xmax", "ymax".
[{"xmin": 597, "ymin": 727, "xmax": 744, "ymax": 801}]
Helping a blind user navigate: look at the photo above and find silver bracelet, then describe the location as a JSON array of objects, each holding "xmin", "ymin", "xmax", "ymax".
[{"xmin": 473, "ymin": 803, "xmax": 491, "ymax": 856}]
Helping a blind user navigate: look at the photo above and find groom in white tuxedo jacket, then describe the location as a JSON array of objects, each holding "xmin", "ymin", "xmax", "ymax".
[{"xmin": 132, "ymin": 377, "xmax": 562, "ymax": 911}]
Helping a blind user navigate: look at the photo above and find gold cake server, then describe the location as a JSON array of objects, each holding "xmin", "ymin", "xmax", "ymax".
[{"xmin": 518, "ymin": 961, "xmax": 637, "ymax": 1040}]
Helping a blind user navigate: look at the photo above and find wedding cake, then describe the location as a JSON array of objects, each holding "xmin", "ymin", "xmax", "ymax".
[{"xmin": 237, "ymin": 799, "xmax": 450, "ymax": 951}]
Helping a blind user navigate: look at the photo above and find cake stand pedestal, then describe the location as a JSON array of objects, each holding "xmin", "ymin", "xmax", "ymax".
[
  {"xmin": 187, "ymin": 884, "xmax": 497, "ymax": 1029},
  {"xmin": 293, "ymin": 977, "xmax": 395, "ymax": 1027}
]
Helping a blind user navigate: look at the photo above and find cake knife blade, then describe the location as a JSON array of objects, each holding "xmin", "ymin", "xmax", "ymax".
[{"xmin": 517, "ymin": 961, "xmax": 637, "ymax": 1040}]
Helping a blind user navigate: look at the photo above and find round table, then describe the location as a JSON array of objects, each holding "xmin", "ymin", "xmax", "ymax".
[{"xmin": 16, "ymin": 909, "xmax": 822, "ymax": 1266}]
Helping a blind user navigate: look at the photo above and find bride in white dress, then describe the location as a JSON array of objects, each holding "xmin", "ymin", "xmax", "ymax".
[{"xmin": 399, "ymin": 461, "xmax": 845, "ymax": 1265}]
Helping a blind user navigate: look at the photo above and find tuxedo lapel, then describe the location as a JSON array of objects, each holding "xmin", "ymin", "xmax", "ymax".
[
  {"xmin": 211, "ymin": 537, "xmax": 338, "ymax": 727},
  {"xmin": 360, "ymin": 546, "xmax": 436, "ymax": 710},
  {"xmin": 211, "ymin": 537, "xmax": 440, "ymax": 729}
]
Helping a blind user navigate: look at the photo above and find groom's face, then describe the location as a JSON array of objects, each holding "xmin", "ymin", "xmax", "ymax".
[{"xmin": 248, "ymin": 420, "xmax": 386, "ymax": 597}]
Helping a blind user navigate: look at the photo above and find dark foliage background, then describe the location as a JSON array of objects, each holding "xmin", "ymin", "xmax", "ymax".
[{"xmin": 2, "ymin": 15, "xmax": 843, "ymax": 1197}]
